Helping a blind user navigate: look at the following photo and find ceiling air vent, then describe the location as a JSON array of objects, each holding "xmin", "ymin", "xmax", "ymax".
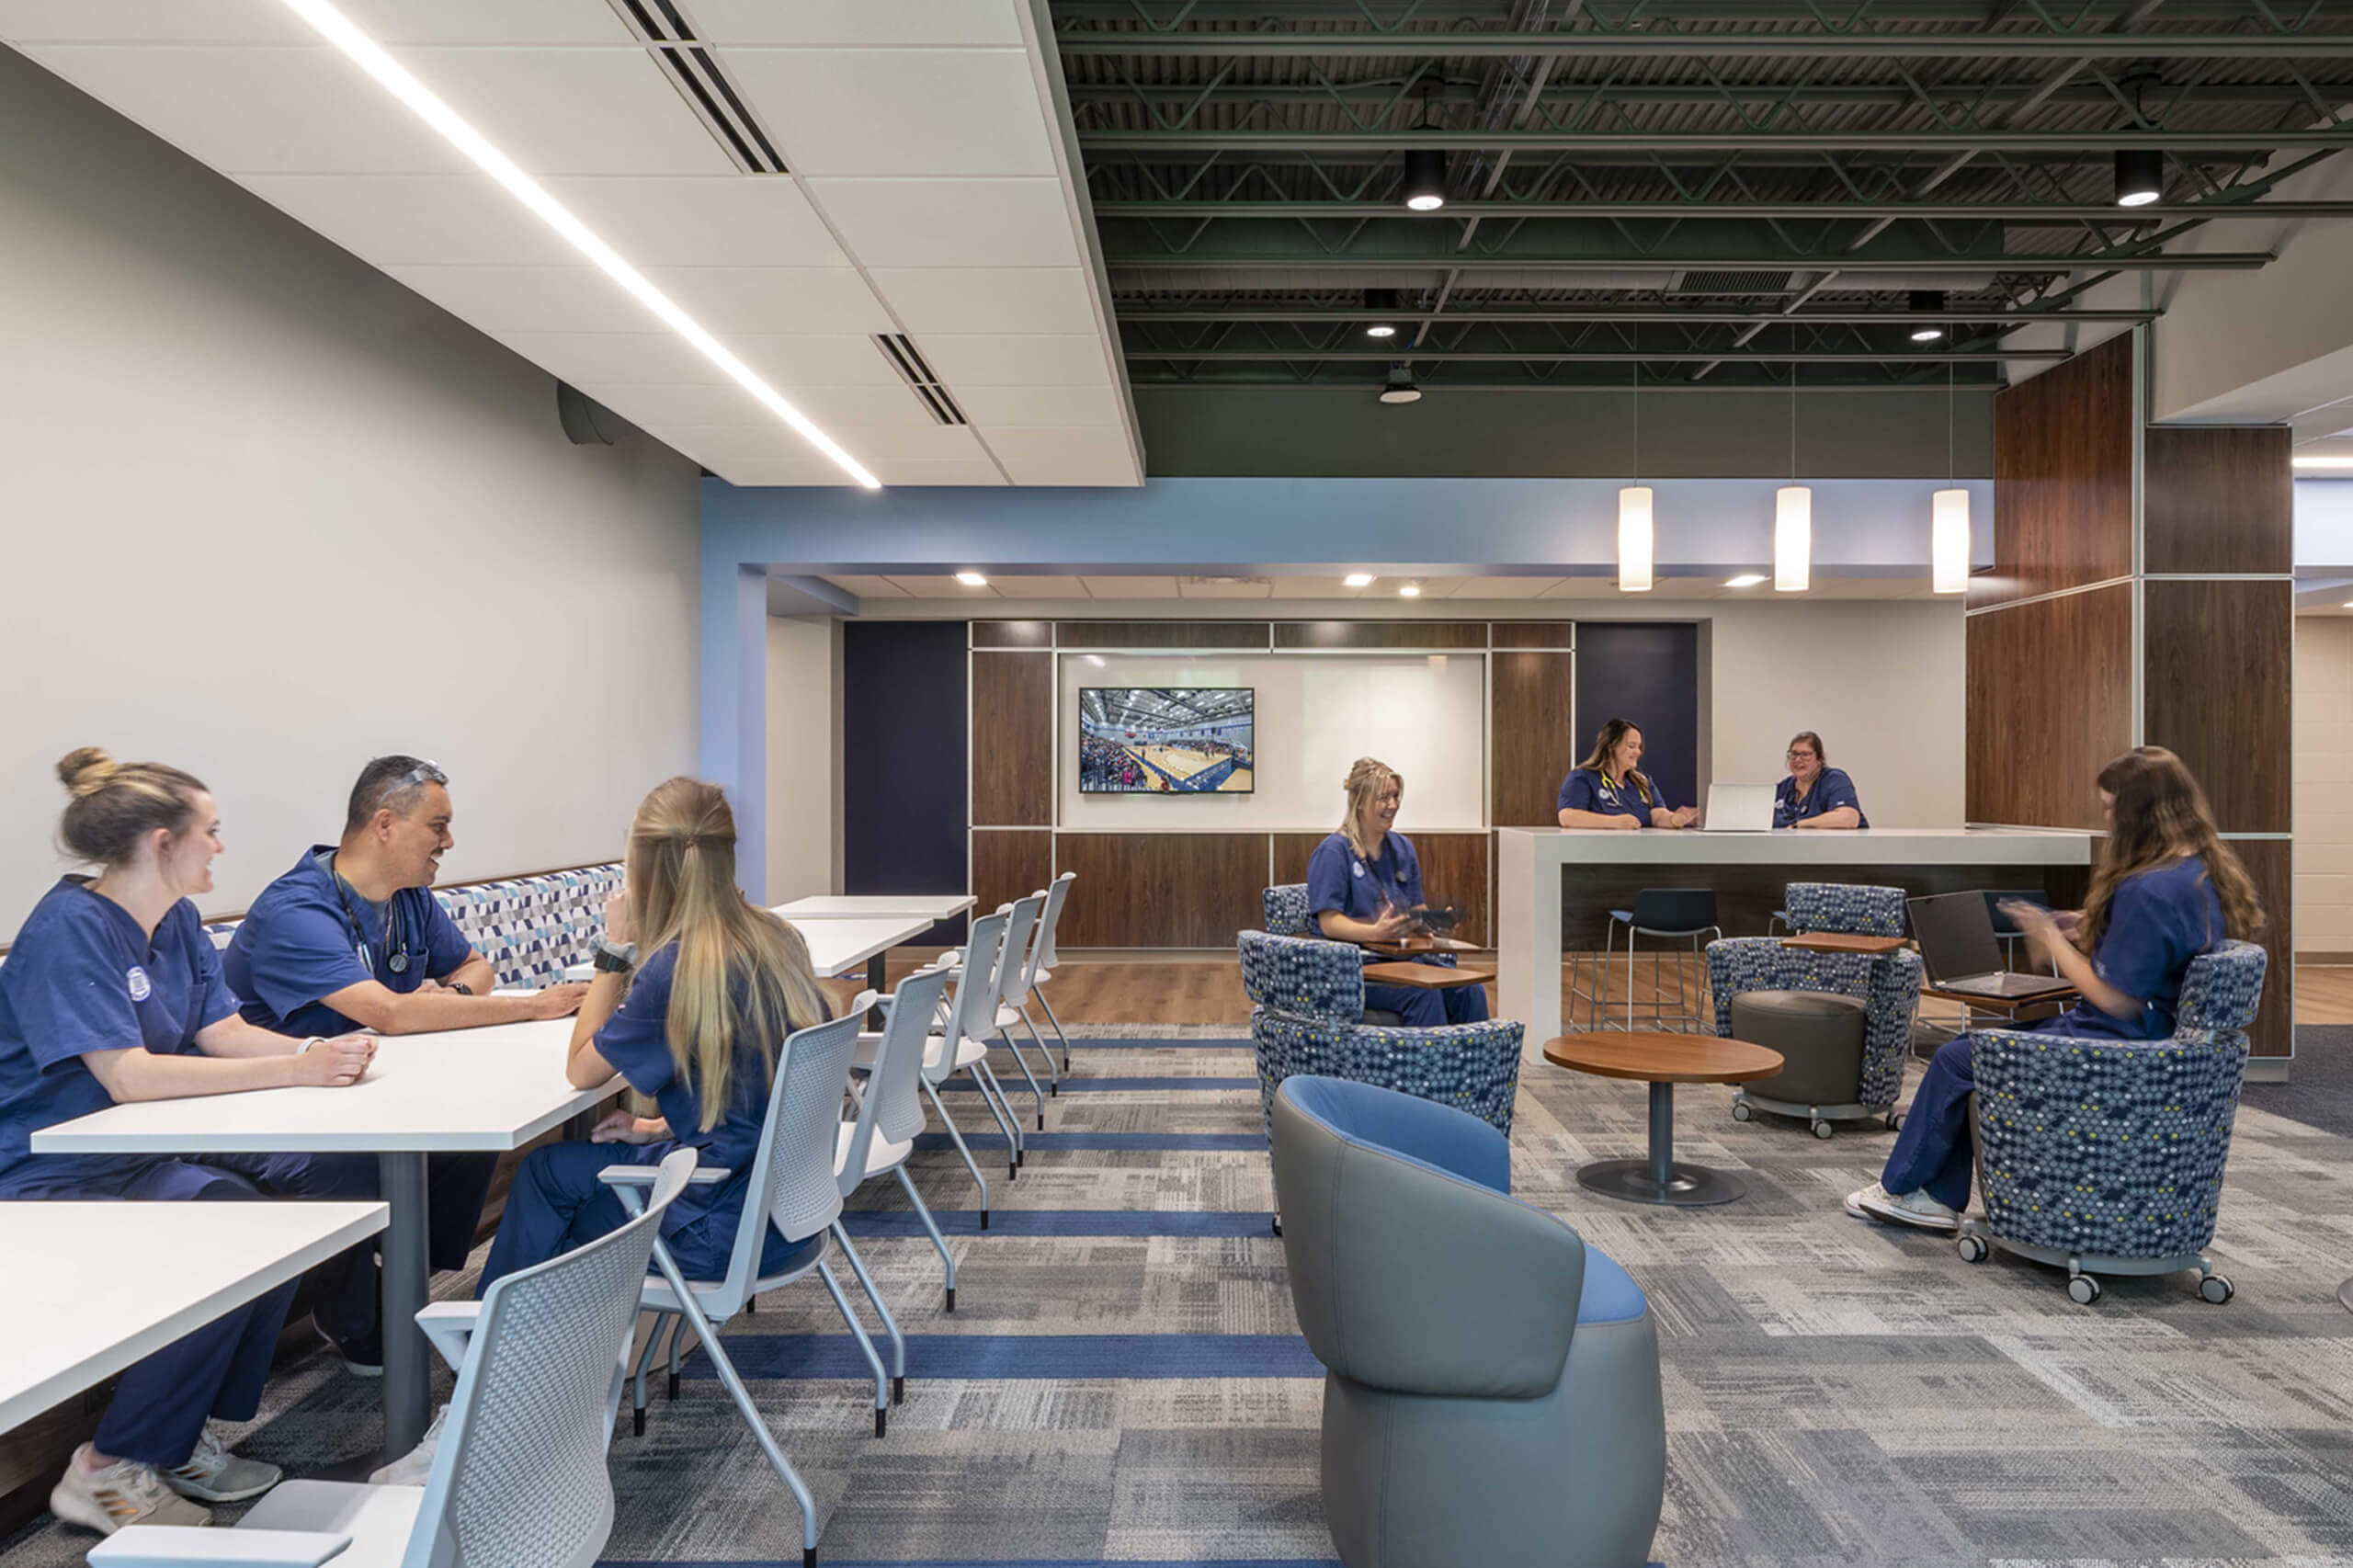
[
  {"xmin": 1673, "ymin": 270, "xmax": 1796, "ymax": 296},
  {"xmin": 610, "ymin": 0, "xmax": 787, "ymax": 174},
  {"xmin": 874, "ymin": 335, "xmax": 969, "ymax": 426}
]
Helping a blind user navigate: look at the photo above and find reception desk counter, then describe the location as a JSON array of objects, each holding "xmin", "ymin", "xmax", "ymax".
[{"xmin": 1495, "ymin": 826, "xmax": 2097, "ymax": 1045}]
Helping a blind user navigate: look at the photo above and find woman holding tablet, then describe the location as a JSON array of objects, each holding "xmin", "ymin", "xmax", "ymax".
[
  {"xmin": 1557, "ymin": 719, "xmax": 1697, "ymax": 830},
  {"xmin": 0, "ymin": 750, "xmax": 373, "ymax": 1536},
  {"xmin": 1305, "ymin": 758, "xmax": 1490, "ymax": 1028},
  {"xmin": 1847, "ymin": 746, "xmax": 2261, "ymax": 1233},
  {"xmin": 1774, "ymin": 731, "xmax": 1868, "ymax": 829}
]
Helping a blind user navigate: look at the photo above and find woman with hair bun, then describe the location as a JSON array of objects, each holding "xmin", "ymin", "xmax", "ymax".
[
  {"xmin": 1303, "ymin": 757, "xmax": 1490, "ymax": 1028},
  {"xmin": 0, "ymin": 749, "xmax": 376, "ymax": 1537}
]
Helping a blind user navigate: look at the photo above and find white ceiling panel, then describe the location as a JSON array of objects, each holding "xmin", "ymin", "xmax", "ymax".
[
  {"xmin": 1078, "ymin": 577, "xmax": 1185, "ymax": 598},
  {"xmin": 491, "ymin": 332, "xmax": 721, "ymax": 386},
  {"xmin": 915, "ymin": 335, "xmax": 1114, "ymax": 387},
  {"xmin": 824, "ymin": 575, "xmax": 912, "ymax": 598},
  {"xmin": 982, "ymin": 426, "xmax": 1141, "ymax": 486},
  {"xmin": 952, "ymin": 384, "xmax": 1124, "ymax": 426},
  {"xmin": 1408, "ymin": 579, "xmax": 1465, "ymax": 599},
  {"xmin": 729, "ymin": 335, "xmax": 908, "ymax": 387},
  {"xmin": 1265, "ymin": 577, "xmax": 1370, "ymax": 599},
  {"xmin": 986, "ymin": 575, "xmax": 1094, "ymax": 598},
  {"xmin": 720, "ymin": 49, "xmax": 1057, "ymax": 177},
  {"xmin": 891, "ymin": 576, "xmax": 1004, "ymax": 598},
  {"xmin": 1177, "ymin": 579, "xmax": 1275, "ymax": 599},
  {"xmin": 234, "ymin": 173, "xmax": 571, "ymax": 266},
  {"xmin": 641, "ymin": 267, "xmax": 894, "ymax": 335},
  {"xmin": 868, "ymin": 267, "xmax": 1095, "ymax": 335},
  {"xmin": 872, "ymin": 460, "xmax": 1008, "ymax": 486},
  {"xmin": 806, "ymin": 178, "xmax": 1078, "ymax": 268},
  {"xmin": 812, "ymin": 425, "xmax": 990, "ymax": 464},
  {"xmin": 540, "ymin": 176, "xmax": 850, "ymax": 268},
  {"xmin": 388, "ymin": 266, "xmax": 650, "ymax": 335},
  {"xmin": 595, "ymin": 381, "xmax": 933, "ymax": 432},
  {"xmin": 688, "ymin": 1, "xmax": 1026, "ymax": 47},
  {"xmin": 1445, "ymin": 576, "xmax": 1569, "ymax": 598},
  {"xmin": 0, "ymin": 1, "xmax": 633, "ymax": 45},
  {"xmin": 387, "ymin": 48, "xmax": 734, "ymax": 176}
]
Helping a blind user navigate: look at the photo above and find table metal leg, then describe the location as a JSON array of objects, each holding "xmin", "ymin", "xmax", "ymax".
[
  {"xmin": 1649, "ymin": 1081, "xmax": 1676, "ymax": 1188},
  {"xmin": 378, "ymin": 1151, "xmax": 430, "ymax": 1455},
  {"xmin": 1576, "ymin": 1080, "xmax": 1749, "ymax": 1208}
]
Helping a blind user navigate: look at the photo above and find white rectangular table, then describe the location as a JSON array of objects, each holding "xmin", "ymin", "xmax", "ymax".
[
  {"xmin": 32, "ymin": 1021, "xmax": 617, "ymax": 1453},
  {"xmin": 773, "ymin": 894, "xmax": 975, "ymax": 925},
  {"xmin": 0, "ymin": 1201, "xmax": 387, "ymax": 1434}
]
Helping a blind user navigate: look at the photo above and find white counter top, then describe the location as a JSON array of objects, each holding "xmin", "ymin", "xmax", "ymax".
[{"xmin": 1496, "ymin": 825, "xmax": 2094, "ymax": 867}]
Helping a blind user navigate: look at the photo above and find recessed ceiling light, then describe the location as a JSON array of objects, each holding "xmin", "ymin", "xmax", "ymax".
[
  {"xmin": 277, "ymin": 0, "xmax": 879, "ymax": 489},
  {"xmin": 955, "ymin": 572, "xmax": 988, "ymax": 586},
  {"xmin": 1723, "ymin": 573, "xmax": 1768, "ymax": 588},
  {"xmin": 1344, "ymin": 573, "xmax": 1375, "ymax": 587},
  {"xmin": 1398, "ymin": 583, "xmax": 1422, "ymax": 597},
  {"xmin": 2295, "ymin": 456, "xmax": 2353, "ymax": 470}
]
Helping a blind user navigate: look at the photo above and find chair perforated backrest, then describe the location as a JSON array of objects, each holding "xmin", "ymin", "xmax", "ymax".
[
  {"xmin": 846, "ymin": 964, "xmax": 952, "ymax": 1193},
  {"xmin": 996, "ymin": 893, "xmax": 1044, "ymax": 1014},
  {"xmin": 1629, "ymin": 888, "xmax": 1717, "ymax": 934},
  {"xmin": 405, "ymin": 1149, "xmax": 696, "ymax": 1568},
  {"xmin": 1033, "ymin": 871, "xmax": 1075, "ymax": 971},
  {"xmin": 942, "ymin": 910, "xmax": 1009, "ymax": 1058},
  {"xmin": 700, "ymin": 1011, "xmax": 861, "ymax": 1302}
]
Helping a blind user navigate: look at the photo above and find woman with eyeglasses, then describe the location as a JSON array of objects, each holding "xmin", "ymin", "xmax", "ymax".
[
  {"xmin": 0, "ymin": 750, "xmax": 375, "ymax": 1536},
  {"xmin": 1774, "ymin": 731, "xmax": 1868, "ymax": 830}
]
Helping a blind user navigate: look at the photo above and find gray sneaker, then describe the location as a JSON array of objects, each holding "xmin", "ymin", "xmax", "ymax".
[
  {"xmin": 49, "ymin": 1445, "xmax": 211, "ymax": 1536},
  {"xmin": 164, "ymin": 1422, "xmax": 282, "ymax": 1503},
  {"xmin": 1846, "ymin": 1181, "xmax": 1961, "ymax": 1233}
]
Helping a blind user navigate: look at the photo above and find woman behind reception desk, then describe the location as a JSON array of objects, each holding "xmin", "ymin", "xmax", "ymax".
[
  {"xmin": 1556, "ymin": 719, "xmax": 1698, "ymax": 831},
  {"xmin": 1774, "ymin": 731, "xmax": 1868, "ymax": 830},
  {"xmin": 1306, "ymin": 758, "xmax": 1490, "ymax": 1028}
]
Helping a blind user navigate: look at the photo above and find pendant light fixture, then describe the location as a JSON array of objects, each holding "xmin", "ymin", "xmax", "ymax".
[
  {"xmin": 1931, "ymin": 359, "xmax": 1970, "ymax": 594},
  {"xmin": 1401, "ymin": 81, "xmax": 1447, "ymax": 210},
  {"xmin": 1619, "ymin": 363, "xmax": 1654, "ymax": 592},
  {"xmin": 1907, "ymin": 290, "xmax": 1947, "ymax": 342},
  {"xmin": 1363, "ymin": 288, "xmax": 1401, "ymax": 339},
  {"xmin": 2114, "ymin": 147, "xmax": 2162, "ymax": 207},
  {"xmin": 1379, "ymin": 363, "xmax": 1422, "ymax": 404},
  {"xmin": 1775, "ymin": 347, "xmax": 1811, "ymax": 592}
]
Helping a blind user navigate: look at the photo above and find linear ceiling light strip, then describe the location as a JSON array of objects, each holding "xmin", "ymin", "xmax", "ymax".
[{"xmin": 278, "ymin": 0, "xmax": 880, "ymax": 489}]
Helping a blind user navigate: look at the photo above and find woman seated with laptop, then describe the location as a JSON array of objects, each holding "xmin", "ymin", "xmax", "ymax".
[
  {"xmin": 1557, "ymin": 719, "xmax": 1698, "ymax": 830},
  {"xmin": 1846, "ymin": 746, "xmax": 2262, "ymax": 1233},
  {"xmin": 1774, "ymin": 731, "xmax": 1868, "ymax": 829}
]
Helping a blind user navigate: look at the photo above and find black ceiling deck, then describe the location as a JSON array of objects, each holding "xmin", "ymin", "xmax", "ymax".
[{"xmin": 1048, "ymin": 1, "xmax": 2353, "ymax": 390}]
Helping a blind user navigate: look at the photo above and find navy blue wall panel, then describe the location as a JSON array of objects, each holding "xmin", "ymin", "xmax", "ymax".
[
  {"xmin": 843, "ymin": 620, "xmax": 969, "ymax": 942},
  {"xmin": 1572, "ymin": 622, "xmax": 1700, "ymax": 812}
]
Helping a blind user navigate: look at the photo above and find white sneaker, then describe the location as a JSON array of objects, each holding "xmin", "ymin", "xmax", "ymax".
[
  {"xmin": 369, "ymin": 1403, "xmax": 448, "ymax": 1487},
  {"xmin": 1845, "ymin": 1181, "xmax": 1961, "ymax": 1233},
  {"xmin": 50, "ymin": 1444, "xmax": 211, "ymax": 1536},
  {"xmin": 164, "ymin": 1421, "xmax": 281, "ymax": 1503}
]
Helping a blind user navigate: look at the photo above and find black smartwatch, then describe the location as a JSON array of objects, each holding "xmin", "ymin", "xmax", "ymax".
[
  {"xmin": 447, "ymin": 981, "xmax": 474, "ymax": 997},
  {"xmin": 593, "ymin": 939, "xmax": 637, "ymax": 975}
]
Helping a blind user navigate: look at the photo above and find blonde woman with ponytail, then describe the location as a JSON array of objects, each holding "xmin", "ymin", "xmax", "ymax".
[{"xmin": 1302, "ymin": 758, "xmax": 1490, "ymax": 1028}]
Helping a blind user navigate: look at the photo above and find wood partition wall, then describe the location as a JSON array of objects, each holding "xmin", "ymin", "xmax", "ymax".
[
  {"xmin": 965, "ymin": 619, "xmax": 1585, "ymax": 949},
  {"xmin": 1968, "ymin": 332, "xmax": 2296, "ymax": 1060}
]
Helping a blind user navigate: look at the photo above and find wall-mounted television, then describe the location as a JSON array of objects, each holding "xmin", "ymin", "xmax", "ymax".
[{"xmin": 1079, "ymin": 687, "xmax": 1255, "ymax": 794}]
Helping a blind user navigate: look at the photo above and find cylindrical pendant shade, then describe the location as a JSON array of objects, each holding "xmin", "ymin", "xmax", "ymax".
[
  {"xmin": 1618, "ymin": 485, "xmax": 1654, "ymax": 592},
  {"xmin": 1774, "ymin": 485, "xmax": 1811, "ymax": 592},
  {"xmin": 1931, "ymin": 487, "xmax": 1970, "ymax": 594}
]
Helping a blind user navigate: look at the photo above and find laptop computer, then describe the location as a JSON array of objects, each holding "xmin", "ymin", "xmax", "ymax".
[
  {"xmin": 1907, "ymin": 892, "xmax": 2076, "ymax": 1000},
  {"xmin": 1699, "ymin": 782, "xmax": 1776, "ymax": 833}
]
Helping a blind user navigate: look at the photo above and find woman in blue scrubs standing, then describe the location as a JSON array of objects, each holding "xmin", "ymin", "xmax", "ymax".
[
  {"xmin": 1774, "ymin": 731, "xmax": 1868, "ymax": 829},
  {"xmin": 0, "ymin": 750, "xmax": 373, "ymax": 1536},
  {"xmin": 1557, "ymin": 719, "xmax": 1697, "ymax": 830},
  {"xmin": 1847, "ymin": 746, "xmax": 2262, "ymax": 1231},
  {"xmin": 1305, "ymin": 758, "xmax": 1489, "ymax": 1028}
]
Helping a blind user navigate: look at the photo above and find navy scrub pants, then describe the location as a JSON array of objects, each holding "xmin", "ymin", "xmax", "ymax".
[
  {"xmin": 1363, "ymin": 957, "xmax": 1493, "ymax": 1029},
  {"xmin": 1880, "ymin": 1036, "xmax": 1976, "ymax": 1211}
]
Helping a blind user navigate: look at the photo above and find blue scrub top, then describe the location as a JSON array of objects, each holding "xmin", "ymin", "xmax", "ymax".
[
  {"xmin": 1557, "ymin": 767, "xmax": 1668, "ymax": 824},
  {"xmin": 1305, "ymin": 830, "xmax": 1424, "ymax": 948},
  {"xmin": 0, "ymin": 880, "xmax": 239, "ymax": 1194},
  {"xmin": 593, "ymin": 943, "xmax": 829, "ymax": 1236},
  {"xmin": 223, "ymin": 846, "xmax": 475, "ymax": 1038},
  {"xmin": 2047, "ymin": 856, "xmax": 2224, "ymax": 1040},
  {"xmin": 1774, "ymin": 767, "xmax": 1869, "ymax": 829}
]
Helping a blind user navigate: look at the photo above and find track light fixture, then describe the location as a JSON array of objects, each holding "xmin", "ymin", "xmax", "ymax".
[
  {"xmin": 1908, "ymin": 290, "xmax": 1947, "ymax": 343},
  {"xmin": 1379, "ymin": 364, "xmax": 1422, "ymax": 404},
  {"xmin": 2115, "ymin": 147, "xmax": 2163, "ymax": 208},
  {"xmin": 1364, "ymin": 288, "xmax": 1401, "ymax": 338}
]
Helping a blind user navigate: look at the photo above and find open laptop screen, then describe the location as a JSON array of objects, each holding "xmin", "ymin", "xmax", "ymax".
[{"xmin": 1907, "ymin": 892, "xmax": 2008, "ymax": 983}]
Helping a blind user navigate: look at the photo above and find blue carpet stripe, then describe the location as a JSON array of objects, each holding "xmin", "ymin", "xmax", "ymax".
[
  {"xmin": 937, "ymin": 1075, "xmax": 1258, "ymax": 1092},
  {"xmin": 910, "ymin": 1131, "xmax": 1267, "ymax": 1153},
  {"xmin": 687, "ymin": 1332, "xmax": 1322, "ymax": 1381},
  {"xmin": 843, "ymin": 1209, "xmax": 1275, "ymax": 1238},
  {"xmin": 1058, "ymin": 1038, "xmax": 1251, "ymax": 1051}
]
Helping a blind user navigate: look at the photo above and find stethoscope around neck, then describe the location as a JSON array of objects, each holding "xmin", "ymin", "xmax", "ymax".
[{"xmin": 327, "ymin": 852, "xmax": 415, "ymax": 976}]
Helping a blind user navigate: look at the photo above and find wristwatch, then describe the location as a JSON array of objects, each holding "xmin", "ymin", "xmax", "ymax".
[
  {"xmin": 593, "ymin": 938, "xmax": 638, "ymax": 975},
  {"xmin": 447, "ymin": 982, "xmax": 474, "ymax": 996}
]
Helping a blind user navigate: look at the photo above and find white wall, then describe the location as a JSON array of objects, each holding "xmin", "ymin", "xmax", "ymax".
[
  {"xmin": 2295, "ymin": 616, "xmax": 2353, "ymax": 955},
  {"xmin": 1058, "ymin": 653, "xmax": 1488, "ymax": 831},
  {"xmin": 0, "ymin": 50, "xmax": 701, "ymax": 935},
  {"xmin": 765, "ymin": 616, "xmax": 839, "ymax": 901}
]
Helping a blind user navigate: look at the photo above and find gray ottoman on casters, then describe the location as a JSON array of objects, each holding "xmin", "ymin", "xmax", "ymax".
[{"xmin": 1728, "ymin": 990, "xmax": 1871, "ymax": 1140}]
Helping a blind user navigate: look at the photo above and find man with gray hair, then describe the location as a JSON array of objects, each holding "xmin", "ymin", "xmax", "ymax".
[{"xmin": 222, "ymin": 755, "xmax": 585, "ymax": 1372}]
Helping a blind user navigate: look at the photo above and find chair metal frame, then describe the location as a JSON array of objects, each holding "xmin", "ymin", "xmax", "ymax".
[
  {"xmin": 845, "ymin": 965, "xmax": 961, "ymax": 1311},
  {"xmin": 1571, "ymin": 890, "xmax": 1721, "ymax": 1033}
]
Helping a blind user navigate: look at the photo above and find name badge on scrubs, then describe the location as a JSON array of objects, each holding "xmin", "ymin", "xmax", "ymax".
[
  {"xmin": 126, "ymin": 967, "xmax": 151, "ymax": 1002},
  {"xmin": 1351, "ymin": 862, "xmax": 1365, "ymax": 878}
]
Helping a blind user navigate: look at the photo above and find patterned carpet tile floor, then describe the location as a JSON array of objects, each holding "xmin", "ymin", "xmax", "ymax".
[{"xmin": 5, "ymin": 1034, "xmax": 2353, "ymax": 1567}]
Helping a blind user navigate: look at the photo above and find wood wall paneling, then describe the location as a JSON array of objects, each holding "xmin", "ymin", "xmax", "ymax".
[
  {"xmin": 1270, "ymin": 830, "xmax": 1490, "ymax": 947},
  {"xmin": 2143, "ymin": 426, "xmax": 2294, "ymax": 576},
  {"xmin": 2234, "ymin": 836, "xmax": 2293, "ymax": 1059},
  {"xmin": 971, "ymin": 651, "xmax": 1053, "ymax": 826},
  {"xmin": 1057, "ymin": 621, "xmax": 1270, "ymax": 650},
  {"xmin": 2143, "ymin": 579, "xmax": 2291, "ymax": 834},
  {"xmin": 1556, "ymin": 862, "xmax": 2082, "ymax": 950},
  {"xmin": 1978, "ymin": 333, "xmax": 2135, "ymax": 609},
  {"xmin": 1492, "ymin": 650, "xmax": 1576, "ymax": 826},
  {"xmin": 1964, "ymin": 584, "xmax": 2133, "ymax": 829},
  {"xmin": 1271, "ymin": 620, "xmax": 1487, "ymax": 650},
  {"xmin": 972, "ymin": 830, "xmax": 1053, "ymax": 922},
  {"xmin": 972, "ymin": 619, "xmax": 1052, "ymax": 649},
  {"xmin": 1054, "ymin": 833, "xmax": 1267, "ymax": 947},
  {"xmin": 1490, "ymin": 621, "xmax": 1576, "ymax": 649}
]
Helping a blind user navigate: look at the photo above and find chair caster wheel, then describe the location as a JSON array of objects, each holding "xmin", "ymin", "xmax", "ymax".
[
  {"xmin": 1811, "ymin": 1119, "xmax": 1835, "ymax": 1141},
  {"xmin": 1271, "ymin": 1214, "xmax": 1282, "ymax": 1238},
  {"xmin": 892, "ymin": 1375, "xmax": 905, "ymax": 1405},
  {"xmin": 1887, "ymin": 1111, "xmax": 1905, "ymax": 1131},
  {"xmin": 1730, "ymin": 1101, "xmax": 1753, "ymax": 1123},
  {"xmin": 632, "ymin": 1405, "xmax": 646, "ymax": 1437},
  {"xmin": 2067, "ymin": 1275, "xmax": 2102, "ymax": 1306},
  {"xmin": 1956, "ymin": 1234, "xmax": 1988, "ymax": 1264},
  {"xmin": 2199, "ymin": 1274, "xmax": 2234, "ymax": 1304},
  {"xmin": 667, "ymin": 1372, "xmax": 680, "ymax": 1400},
  {"xmin": 874, "ymin": 1408, "xmax": 887, "ymax": 1438}
]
